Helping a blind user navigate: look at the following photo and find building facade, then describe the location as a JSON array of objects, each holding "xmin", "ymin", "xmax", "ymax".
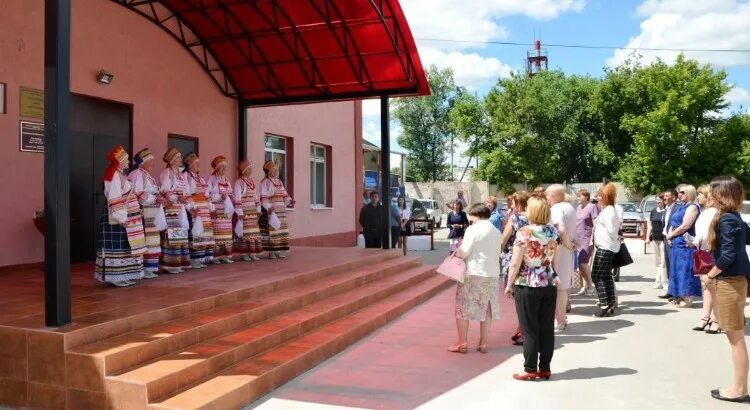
[{"xmin": 0, "ymin": 0, "xmax": 362, "ymax": 267}]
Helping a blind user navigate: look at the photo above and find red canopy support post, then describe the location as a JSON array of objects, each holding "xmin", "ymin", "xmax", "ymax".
[
  {"xmin": 380, "ymin": 96, "xmax": 391, "ymax": 249},
  {"xmin": 44, "ymin": 0, "xmax": 72, "ymax": 327}
]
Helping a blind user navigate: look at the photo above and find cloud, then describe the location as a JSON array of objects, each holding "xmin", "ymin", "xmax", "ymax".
[
  {"xmin": 608, "ymin": 0, "xmax": 750, "ymax": 67},
  {"xmin": 726, "ymin": 86, "xmax": 750, "ymax": 106},
  {"xmin": 419, "ymin": 47, "xmax": 513, "ymax": 90}
]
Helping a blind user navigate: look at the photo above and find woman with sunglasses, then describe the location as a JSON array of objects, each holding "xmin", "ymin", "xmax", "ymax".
[{"xmin": 664, "ymin": 185, "xmax": 702, "ymax": 307}]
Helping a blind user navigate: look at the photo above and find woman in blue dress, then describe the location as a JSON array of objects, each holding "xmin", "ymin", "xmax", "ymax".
[{"xmin": 665, "ymin": 185, "xmax": 703, "ymax": 307}]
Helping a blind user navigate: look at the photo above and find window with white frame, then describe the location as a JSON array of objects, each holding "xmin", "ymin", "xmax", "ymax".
[
  {"xmin": 264, "ymin": 135, "xmax": 287, "ymax": 185},
  {"xmin": 310, "ymin": 144, "xmax": 327, "ymax": 207}
]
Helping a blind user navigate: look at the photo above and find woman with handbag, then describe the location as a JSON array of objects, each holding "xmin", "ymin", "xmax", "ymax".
[
  {"xmin": 505, "ymin": 196, "xmax": 569, "ymax": 380},
  {"xmin": 664, "ymin": 185, "xmax": 702, "ymax": 307},
  {"xmin": 702, "ymin": 175, "xmax": 750, "ymax": 403},
  {"xmin": 448, "ymin": 203, "xmax": 502, "ymax": 354},
  {"xmin": 591, "ymin": 183, "xmax": 621, "ymax": 317},
  {"xmin": 691, "ymin": 184, "xmax": 720, "ymax": 332}
]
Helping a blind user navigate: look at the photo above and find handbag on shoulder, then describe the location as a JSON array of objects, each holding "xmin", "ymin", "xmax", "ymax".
[{"xmin": 612, "ymin": 243, "xmax": 633, "ymax": 269}]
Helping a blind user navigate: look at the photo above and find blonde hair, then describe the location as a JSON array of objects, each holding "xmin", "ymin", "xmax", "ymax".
[
  {"xmin": 526, "ymin": 196, "xmax": 551, "ymax": 225},
  {"xmin": 598, "ymin": 183, "xmax": 617, "ymax": 206},
  {"xmin": 681, "ymin": 184, "xmax": 697, "ymax": 202},
  {"xmin": 697, "ymin": 184, "xmax": 710, "ymax": 198},
  {"xmin": 564, "ymin": 193, "xmax": 573, "ymax": 203}
]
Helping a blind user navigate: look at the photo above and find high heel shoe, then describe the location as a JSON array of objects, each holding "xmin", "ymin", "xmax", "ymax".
[
  {"xmin": 537, "ymin": 371, "xmax": 552, "ymax": 380},
  {"xmin": 706, "ymin": 321, "xmax": 723, "ymax": 334},
  {"xmin": 476, "ymin": 344, "xmax": 488, "ymax": 354},
  {"xmin": 448, "ymin": 343, "xmax": 468, "ymax": 353},
  {"xmin": 595, "ymin": 304, "xmax": 615, "ymax": 317},
  {"xmin": 512, "ymin": 371, "xmax": 539, "ymax": 381},
  {"xmin": 511, "ymin": 330, "xmax": 522, "ymax": 342},
  {"xmin": 692, "ymin": 317, "xmax": 710, "ymax": 331}
]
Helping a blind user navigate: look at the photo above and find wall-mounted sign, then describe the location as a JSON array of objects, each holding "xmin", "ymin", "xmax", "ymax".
[
  {"xmin": 20, "ymin": 121, "xmax": 44, "ymax": 153},
  {"xmin": 0, "ymin": 83, "xmax": 6, "ymax": 114},
  {"xmin": 19, "ymin": 86, "xmax": 44, "ymax": 119}
]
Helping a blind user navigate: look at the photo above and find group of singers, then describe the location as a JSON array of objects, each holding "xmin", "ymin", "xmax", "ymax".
[{"xmin": 94, "ymin": 146, "xmax": 294, "ymax": 287}]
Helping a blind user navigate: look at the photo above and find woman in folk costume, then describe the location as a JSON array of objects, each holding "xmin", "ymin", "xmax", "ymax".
[
  {"xmin": 183, "ymin": 152, "xmax": 216, "ymax": 268},
  {"xmin": 159, "ymin": 147, "xmax": 192, "ymax": 273},
  {"xmin": 234, "ymin": 160, "xmax": 263, "ymax": 261},
  {"xmin": 259, "ymin": 160, "xmax": 295, "ymax": 259},
  {"xmin": 127, "ymin": 148, "xmax": 164, "ymax": 278},
  {"xmin": 207, "ymin": 155, "xmax": 236, "ymax": 263},
  {"xmin": 95, "ymin": 146, "xmax": 147, "ymax": 287}
]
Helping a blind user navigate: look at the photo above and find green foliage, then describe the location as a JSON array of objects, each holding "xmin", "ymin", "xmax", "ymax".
[
  {"xmin": 392, "ymin": 55, "xmax": 750, "ymax": 193},
  {"xmin": 393, "ymin": 66, "xmax": 460, "ymax": 182}
]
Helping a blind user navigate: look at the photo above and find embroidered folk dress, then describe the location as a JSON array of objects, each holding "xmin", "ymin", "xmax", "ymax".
[
  {"xmin": 128, "ymin": 167, "xmax": 164, "ymax": 273},
  {"xmin": 207, "ymin": 174, "xmax": 235, "ymax": 258},
  {"xmin": 159, "ymin": 167, "xmax": 191, "ymax": 270},
  {"xmin": 95, "ymin": 171, "xmax": 146, "ymax": 283},
  {"xmin": 234, "ymin": 177, "xmax": 264, "ymax": 256},
  {"xmin": 259, "ymin": 177, "xmax": 291, "ymax": 252},
  {"xmin": 186, "ymin": 171, "xmax": 216, "ymax": 264}
]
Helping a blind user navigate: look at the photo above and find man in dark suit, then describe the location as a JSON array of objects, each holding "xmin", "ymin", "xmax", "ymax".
[
  {"xmin": 658, "ymin": 187, "xmax": 680, "ymax": 299},
  {"xmin": 359, "ymin": 191, "xmax": 383, "ymax": 248}
]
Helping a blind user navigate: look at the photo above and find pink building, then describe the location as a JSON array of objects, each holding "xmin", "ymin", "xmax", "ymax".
[{"xmin": 0, "ymin": 0, "xmax": 427, "ymax": 268}]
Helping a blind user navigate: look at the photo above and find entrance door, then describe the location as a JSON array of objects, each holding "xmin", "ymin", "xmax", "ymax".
[{"xmin": 69, "ymin": 95, "xmax": 131, "ymax": 263}]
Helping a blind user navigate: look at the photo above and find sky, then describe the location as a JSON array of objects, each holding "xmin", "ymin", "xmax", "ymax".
[{"xmin": 363, "ymin": 0, "xmax": 750, "ymax": 168}]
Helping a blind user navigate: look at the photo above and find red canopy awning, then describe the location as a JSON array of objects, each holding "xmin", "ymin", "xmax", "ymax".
[{"xmin": 110, "ymin": 0, "xmax": 429, "ymax": 105}]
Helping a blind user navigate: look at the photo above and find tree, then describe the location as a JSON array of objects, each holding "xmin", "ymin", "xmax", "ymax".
[
  {"xmin": 393, "ymin": 66, "xmax": 460, "ymax": 182},
  {"xmin": 449, "ymin": 90, "xmax": 491, "ymax": 182},
  {"xmin": 477, "ymin": 70, "xmax": 601, "ymax": 190},
  {"xmin": 616, "ymin": 55, "xmax": 731, "ymax": 192}
]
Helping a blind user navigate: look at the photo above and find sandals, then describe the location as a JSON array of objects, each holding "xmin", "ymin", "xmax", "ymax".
[
  {"xmin": 693, "ymin": 317, "xmax": 711, "ymax": 331},
  {"xmin": 448, "ymin": 343, "xmax": 468, "ymax": 353},
  {"xmin": 476, "ymin": 344, "xmax": 489, "ymax": 354}
]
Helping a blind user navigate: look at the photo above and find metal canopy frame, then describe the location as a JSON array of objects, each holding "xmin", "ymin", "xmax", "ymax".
[
  {"xmin": 43, "ymin": 0, "xmax": 425, "ymax": 327},
  {"xmin": 108, "ymin": 0, "xmax": 429, "ymax": 105}
]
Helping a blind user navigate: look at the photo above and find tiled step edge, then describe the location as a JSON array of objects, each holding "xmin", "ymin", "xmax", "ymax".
[
  {"xmin": 64, "ymin": 251, "xmax": 403, "ymax": 350},
  {"xmin": 66, "ymin": 257, "xmax": 422, "ymax": 391},
  {"xmin": 106, "ymin": 265, "xmax": 439, "ymax": 406},
  {"xmin": 148, "ymin": 273, "xmax": 450, "ymax": 410}
]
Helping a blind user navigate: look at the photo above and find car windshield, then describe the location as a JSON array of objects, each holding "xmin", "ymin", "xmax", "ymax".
[
  {"xmin": 420, "ymin": 200, "xmax": 433, "ymax": 209},
  {"xmin": 621, "ymin": 203, "xmax": 638, "ymax": 212},
  {"xmin": 643, "ymin": 200, "xmax": 656, "ymax": 213}
]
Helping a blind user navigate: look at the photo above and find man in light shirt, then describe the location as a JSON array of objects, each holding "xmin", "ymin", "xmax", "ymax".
[{"xmin": 546, "ymin": 184, "xmax": 577, "ymax": 332}]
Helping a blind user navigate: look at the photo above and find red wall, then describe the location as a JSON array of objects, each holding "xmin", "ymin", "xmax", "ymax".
[{"xmin": 0, "ymin": 0, "xmax": 358, "ymax": 267}]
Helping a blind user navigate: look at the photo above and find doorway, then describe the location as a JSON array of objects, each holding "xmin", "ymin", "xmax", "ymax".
[{"xmin": 69, "ymin": 95, "xmax": 132, "ymax": 263}]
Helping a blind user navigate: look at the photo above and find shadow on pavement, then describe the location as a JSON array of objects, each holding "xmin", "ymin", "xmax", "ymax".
[
  {"xmin": 563, "ymin": 319, "xmax": 635, "ymax": 335},
  {"xmin": 551, "ymin": 366, "xmax": 638, "ymax": 381},
  {"xmin": 619, "ymin": 301, "xmax": 667, "ymax": 308},
  {"xmin": 555, "ymin": 335, "xmax": 607, "ymax": 347},
  {"xmin": 619, "ymin": 275, "xmax": 652, "ymax": 283},
  {"xmin": 620, "ymin": 308, "xmax": 677, "ymax": 316}
]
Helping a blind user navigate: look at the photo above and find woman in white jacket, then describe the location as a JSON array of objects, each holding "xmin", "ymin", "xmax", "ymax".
[
  {"xmin": 591, "ymin": 183, "xmax": 621, "ymax": 317},
  {"xmin": 692, "ymin": 184, "xmax": 720, "ymax": 333}
]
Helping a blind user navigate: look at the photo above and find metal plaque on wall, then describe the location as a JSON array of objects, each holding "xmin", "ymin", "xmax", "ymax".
[
  {"xmin": 19, "ymin": 86, "xmax": 44, "ymax": 119},
  {"xmin": 20, "ymin": 120, "xmax": 44, "ymax": 153}
]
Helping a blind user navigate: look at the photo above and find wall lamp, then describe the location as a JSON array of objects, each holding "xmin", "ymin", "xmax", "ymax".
[{"xmin": 97, "ymin": 70, "xmax": 114, "ymax": 85}]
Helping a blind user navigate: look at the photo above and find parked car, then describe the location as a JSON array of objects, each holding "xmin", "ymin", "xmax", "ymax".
[
  {"xmin": 741, "ymin": 200, "xmax": 750, "ymax": 226},
  {"xmin": 418, "ymin": 199, "xmax": 443, "ymax": 228},
  {"xmin": 639, "ymin": 195, "xmax": 658, "ymax": 216},
  {"xmin": 619, "ymin": 202, "xmax": 645, "ymax": 235}
]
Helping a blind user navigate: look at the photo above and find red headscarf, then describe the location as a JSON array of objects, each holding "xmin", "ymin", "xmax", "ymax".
[{"xmin": 103, "ymin": 146, "xmax": 128, "ymax": 182}]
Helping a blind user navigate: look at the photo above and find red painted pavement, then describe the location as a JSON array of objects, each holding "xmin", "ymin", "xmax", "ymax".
[{"xmin": 260, "ymin": 284, "xmax": 521, "ymax": 409}]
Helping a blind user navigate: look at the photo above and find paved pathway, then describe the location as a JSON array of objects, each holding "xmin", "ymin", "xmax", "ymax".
[{"xmin": 252, "ymin": 230, "xmax": 748, "ymax": 410}]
